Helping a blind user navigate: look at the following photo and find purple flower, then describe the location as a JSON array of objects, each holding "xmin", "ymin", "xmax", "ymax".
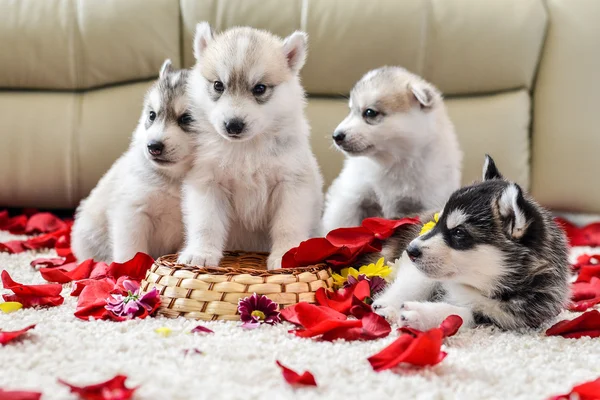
[
  {"xmin": 105, "ymin": 280, "xmax": 160, "ymax": 319},
  {"xmin": 345, "ymin": 274, "xmax": 387, "ymax": 295},
  {"xmin": 238, "ymin": 293, "xmax": 281, "ymax": 327}
]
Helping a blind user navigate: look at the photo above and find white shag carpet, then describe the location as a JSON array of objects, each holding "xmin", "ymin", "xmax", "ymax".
[{"xmin": 1, "ymin": 229, "xmax": 599, "ymax": 400}]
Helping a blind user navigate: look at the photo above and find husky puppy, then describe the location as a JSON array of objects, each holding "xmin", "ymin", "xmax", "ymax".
[
  {"xmin": 72, "ymin": 60, "xmax": 196, "ymax": 263},
  {"xmin": 177, "ymin": 23, "xmax": 323, "ymax": 270},
  {"xmin": 322, "ymin": 67, "xmax": 462, "ymax": 234},
  {"xmin": 372, "ymin": 155, "xmax": 570, "ymax": 331}
]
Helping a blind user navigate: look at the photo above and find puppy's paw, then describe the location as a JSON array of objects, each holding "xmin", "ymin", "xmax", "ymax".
[
  {"xmin": 398, "ymin": 301, "xmax": 436, "ymax": 331},
  {"xmin": 177, "ymin": 250, "xmax": 222, "ymax": 267},
  {"xmin": 266, "ymin": 254, "xmax": 283, "ymax": 271}
]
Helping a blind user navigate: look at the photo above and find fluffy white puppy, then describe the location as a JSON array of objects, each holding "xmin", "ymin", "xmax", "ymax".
[
  {"xmin": 177, "ymin": 23, "xmax": 324, "ymax": 270},
  {"xmin": 72, "ymin": 60, "xmax": 196, "ymax": 262}
]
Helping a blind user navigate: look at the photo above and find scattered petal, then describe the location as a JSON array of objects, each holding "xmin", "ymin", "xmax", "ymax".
[
  {"xmin": 39, "ymin": 259, "xmax": 97, "ymax": 284},
  {"xmin": 555, "ymin": 218, "xmax": 600, "ymax": 247},
  {"xmin": 368, "ymin": 329, "xmax": 447, "ymax": 371},
  {"xmin": 1, "ymin": 271, "xmax": 63, "ymax": 308},
  {"xmin": 58, "ymin": 375, "xmax": 137, "ymax": 400},
  {"xmin": 24, "ymin": 212, "xmax": 68, "ymax": 234},
  {"xmin": 569, "ymin": 278, "xmax": 600, "ymax": 311},
  {"xmin": 183, "ymin": 348, "xmax": 204, "ymax": 356},
  {"xmin": 241, "ymin": 322, "xmax": 261, "ymax": 329},
  {"xmin": 0, "ymin": 302, "xmax": 23, "ymax": 314},
  {"xmin": 315, "ymin": 280, "xmax": 370, "ymax": 314},
  {"xmin": 276, "ymin": 361, "xmax": 317, "ymax": 387},
  {"xmin": 190, "ymin": 325, "xmax": 214, "ymax": 334},
  {"xmin": 548, "ymin": 377, "xmax": 600, "ymax": 400},
  {"xmin": 155, "ymin": 327, "xmax": 172, "ymax": 337},
  {"xmin": 0, "ymin": 324, "xmax": 36, "ymax": 345},
  {"xmin": 74, "ymin": 279, "xmax": 119, "ymax": 321},
  {"xmin": 439, "ymin": 315, "xmax": 463, "ymax": 338},
  {"xmin": 30, "ymin": 257, "xmax": 69, "ymax": 269},
  {"xmin": 0, "ymin": 388, "xmax": 42, "ymax": 400},
  {"xmin": 546, "ymin": 310, "xmax": 600, "ymax": 338},
  {"xmin": 107, "ymin": 252, "xmax": 155, "ymax": 281}
]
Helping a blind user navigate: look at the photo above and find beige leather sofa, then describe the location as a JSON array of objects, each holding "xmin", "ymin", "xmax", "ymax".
[{"xmin": 1, "ymin": 0, "xmax": 598, "ymax": 214}]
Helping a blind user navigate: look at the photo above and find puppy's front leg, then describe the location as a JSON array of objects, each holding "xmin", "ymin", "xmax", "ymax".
[
  {"xmin": 372, "ymin": 254, "xmax": 437, "ymax": 321},
  {"xmin": 399, "ymin": 301, "xmax": 475, "ymax": 331},
  {"xmin": 177, "ymin": 181, "xmax": 231, "ymax": 267},
  {"xmin": 268, "ymin": 181, "xmax": 319, "ymax": 270},
  {"xmin": 111, "ymin": 208, "xmax": 151, "ymax": 263}
]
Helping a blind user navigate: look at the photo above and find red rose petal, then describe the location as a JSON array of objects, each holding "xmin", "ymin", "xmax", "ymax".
[
  {"xmin": 58, "ymin": 375, "xmax": 137, "ymax": 400},
  {"xmin": 106, "ymin": 252, "xmax": 154, "ymax": 281},
  {"xmin": 349, "ymin": 295, "xmax": 372, "ymax": 319},
  {"xmin": 556, "ymin": 217, "xmax": 600, "ymax": 247},
  {"xmin": 191, "ymin": 325, "xmax": 214, "ymax": 334},
  {"xmin": 361, "ymin": 312, "xmax": 392, "ymax": 338},
  {"xmin": 577, "ymin": 264, "xmax": 600, "ymax": 283},
  {"xmin": 569, "ymin": 278, "xmax": 600, "ymax": 311},
  {"xmin": 546, "ymin": 310, "xmax": 600, "ymax": 338},
  {"xmin": 30, "ymin": 258, "xmax": 69, "ymax": 268},
  {"xmin": 74, "ymin": 279, "xmax": 119, "ymax": 321},
  {"xmin": 24, "ymin": 212, "xmax": 67, "ymax": 234},
  {"xmin": 439, "ymin": 315, "xmax": 463, "ymax": 338},
  {"xmin": 0, "ymin": 324, "xmax": 36, "ymax": 345},
  {"xmin": 361, "ymin": 217, "xmax": 421, "ymax": 240},
  {"xmin": 368, "ymin": 329, "xmax": 446, "ymax": 371},
  {"xmin": 0, "ymin": 388, "xmax": 42, "ymax": 400},
  {"xmin": 280, "ymin": 302, "xmax": 346, "ymax": 326},
  {"xmin": 275, "ymin": 361, "xmax": 317, "ymax": 387},
  {"xmin": 315, "ymin": 280, "xmax": 370, "ymax": 315},
  {"xmin": 1, "ymin": 271, "xmax": 64, "ymax": 308},
  {"xmin": 0, "ymin": 241, "xmax": 27, "ymax": 254},
  {"xmin": 39, "ymin": 259, "xmax": 97, "ymax": 284},
  {"xmin": 548, "ymin": 377, "xmax": 600, "ymax": 400},
  {"xmin": 326, "ymin": 226, "xmax": 374, "ymax": 248},
  {"xmin": 0, "ymin": 215, "xmax": 28, "ymax": 234}
]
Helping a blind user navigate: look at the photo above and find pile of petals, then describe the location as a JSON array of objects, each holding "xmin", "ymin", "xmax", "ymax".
[
  {"xmin": 367, "ymin": 315, "xmax": 462, "ymax": 372},
  {"xmin": 0, "ymin": 210, "xmax": 73, "ymax": 256},
  {"xmin": 282, "ymin": 217, "xmax": 419, "ymax": 269},
  {"xmin": 548, "ymin": 377, "xmax": 600, "ymax": 400},
  {"xmin": 546, "ymin": 309, "xmax": 600, "ymax": 338},
  {"xmin": 555, "ymin": 217, "xmax": 600, "ymax": 247},
  {"xmin": 59, "ymin": 374, "xmax": 137, "ymax": 400},
  {"xmin": 573, "ymin": 254, "xmax": 600, "ymax": 281},
  {"xmin": 281, "ymin": 281, "xmax": 392, "ymax": 341}
]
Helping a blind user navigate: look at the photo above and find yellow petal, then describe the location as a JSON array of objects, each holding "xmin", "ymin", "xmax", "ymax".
[
  {"xmin": 331, "ymin": 273, "xmax": 347, "ymax": 288},
  {"xmin": 375, "ymin": 257, "xmax": 384, "ymax": 269},
  {"xmin": 339, "ymin": 268, "xmax": 350, "ymax": 278},
  {"xmin": 434, "ymin": 213, "xmax": 440, "ymax": 222},
  {"xmin": 347, "ymin": 267, "xmax": 360, "ymax": 279},
  {"xmin": 155, "ymin": 327, "xmax": 172, "ymax": 337},
  {"xmin": 0, "ymin": 302, "xmax": 23, "ymax": 313}
]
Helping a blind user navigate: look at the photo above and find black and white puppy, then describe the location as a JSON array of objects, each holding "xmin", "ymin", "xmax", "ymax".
[{"xmin": 373, "ymin": 155, "xmax": 570, "ymax": 331}]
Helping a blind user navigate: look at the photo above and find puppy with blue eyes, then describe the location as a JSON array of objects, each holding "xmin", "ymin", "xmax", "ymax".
[
  {"xmin": 322, "ymin": 66, "xmax": 462, "ymax": 234},
  {"xmin": 372, "ymin": 156, "xmax": 570, "ymax": 331},
  {"xmin": 177, "ymin": 23, "xmax": 323, "ymax": 270},
  {"xmin": 72, "ymin": 60, "xmax": 196, "ymax": 263}
]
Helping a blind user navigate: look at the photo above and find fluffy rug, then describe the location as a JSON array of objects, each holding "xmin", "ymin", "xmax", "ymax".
[{"xmin": 1, "ymin": 228, "xmax": 598, "ymax": 400}]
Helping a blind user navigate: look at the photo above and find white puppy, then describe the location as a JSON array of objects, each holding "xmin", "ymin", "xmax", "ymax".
[
  {"xmin": 72, "ymin": 60, "xmax": 196, "ymax": 263},
  {"xmin": 322, "ymin": 67, "xmax": 462, "ymax": 234},
  {"xmin": 177, "ymin": 23, "xmax": 324, "ymax": 270}
]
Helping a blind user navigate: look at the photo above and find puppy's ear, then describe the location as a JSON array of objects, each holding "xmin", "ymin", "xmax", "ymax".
[
  {"xmin": 283, "ymin": 31, "xmax": 307, "ymax": 73},
  {"xmin": 408, "ymin": 81, "xmax": 435, "ymax": 109},
  {"xmin": 194, "ymin": 22, "xmax": 213, "ymax": 62},
  {"xmin": 159, "ymin": 59, "xmax": 173, "ymax": 79},
  {"xmin": 497, "ymin": 183, "xmax": 530, "ymax": 239},
  {"xmin": 482, "ymin": 154, "xmax": 504, "ymax": 181}
]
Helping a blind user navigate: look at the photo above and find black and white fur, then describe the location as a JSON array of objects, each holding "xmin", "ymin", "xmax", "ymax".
[
  {"xmin": 322, "ymin": 67, "xmax": 462, "ymax": 234},
  {"xmin": 177, "ymin": 23, "xmax": 323, "ymax": 270},
  {"xmin": 72, "ymin": 60, "xmax": 196, "ymax": 263},
  {"xmin": 372, "ymin": 155, "xmax": 570, "ymax": 331}
]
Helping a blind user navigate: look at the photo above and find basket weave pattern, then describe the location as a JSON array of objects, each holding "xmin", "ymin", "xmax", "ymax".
[{"xmin": 141, "ymin": 252, "xmax": 333, "ymax": 321}]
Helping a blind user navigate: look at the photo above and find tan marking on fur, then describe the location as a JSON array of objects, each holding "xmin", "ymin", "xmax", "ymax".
[{"xmin": 376, "ymin": 91, "xmax": 411, "ymax": 113}]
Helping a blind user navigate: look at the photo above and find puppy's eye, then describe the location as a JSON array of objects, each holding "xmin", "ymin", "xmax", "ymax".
[
  {"xmin": 178, "ymin": 113, "xmax": 193, "ymax": 125},
  {"xmin": 451, "ymin": 227, "xmax": 468, "ymax": 239},
  {"xmin": 363, "ymin": 108, "xmax": 379, "ymax": 119},
  {"xmin": 148, "ymin": 111, "xmax": 156, "ymax": 122},
  {"xmin": 214, "ymin": 81, "xmax": 224, "ymax": 92},
  {"xmin": 252, "ymin": 84, "xmax": 267, "ymax": 96}
]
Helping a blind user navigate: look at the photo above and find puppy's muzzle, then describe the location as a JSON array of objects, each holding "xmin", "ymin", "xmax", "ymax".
[
  {"xmin": 147, "ymin": 140, "xmax": 165, "ymax": 156},
  {"xmin": 224, "ymin": 118, "xmax": 246, "ymax": 137},
  {"xmin": 332, "ymin": 130, "xmax": 346, "ymax": 144},
  {"xmin": 406, "ymin": 244, "xmax": 422, "ymax": 262}
]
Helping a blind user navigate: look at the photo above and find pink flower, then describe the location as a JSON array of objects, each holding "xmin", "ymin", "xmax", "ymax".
[
  {"xmin": 238, "ymin": 293, "xmax": 281, "ymax": 327},
  {"xmin": 105, "ymin": 280, "xmax": 160, "ymax": 319}
]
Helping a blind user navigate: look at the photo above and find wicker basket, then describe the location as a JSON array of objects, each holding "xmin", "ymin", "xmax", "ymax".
[{"xmin": 140, "ymin": 252, "xmax": 333, "ymax": 321}]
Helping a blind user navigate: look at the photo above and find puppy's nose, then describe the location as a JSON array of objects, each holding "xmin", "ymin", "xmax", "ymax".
[
  {"xmin": 147, "ymin": 141, "xmax": 165, "ymax": 156},
  {"xmin": 224, "ymin": 118, "xmax": 246, "ymax": 135},
  {"xmin": 406, "ymin": 245, "xmax": 422, "ymax": 262},
  {"xmin": 333, "ymin": 131, "xmax": 346, "ymax": 143}
]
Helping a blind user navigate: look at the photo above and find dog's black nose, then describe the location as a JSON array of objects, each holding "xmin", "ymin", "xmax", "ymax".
[
  {"xmin": 333, "ymin": 131, "xmax": 346, "ymax": 143},
  {"xmin": 225, "ymin": 118, "xmax": 246, "ymax": 135},
  {"xmin": 147, "ymin": 141, "xmax": 164, "ymax": 156},
  {"xmin": 406, "ymin": 245, "xmax": 422, "ymax": 262}
]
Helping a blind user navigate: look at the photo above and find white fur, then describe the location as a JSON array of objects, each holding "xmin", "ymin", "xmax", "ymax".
[
  {"xmin": 499, "ymin": 184, "xmax": 527, "ymax": 237},
  {"xmin": 178, "ymin": 25, "xmax": 323, "ymax": 270},
  {"xmin": 71, "ymin": 82, "xmax": 194, "ymax": 263},
  {"xmin": 446, "ymin": 209, "xmax": 466, "ymax": 230},
  {"xmin": 322, "ymin": 67, "xmax": 462, "ymax": 234}
]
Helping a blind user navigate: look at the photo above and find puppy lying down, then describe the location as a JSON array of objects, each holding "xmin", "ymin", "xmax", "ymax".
[{"xmin": 371, "ymin": 156, "xmax": 570, "ymax": 331}]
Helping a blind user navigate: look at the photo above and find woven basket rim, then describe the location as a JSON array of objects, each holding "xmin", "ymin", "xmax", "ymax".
[{"xmin": 157, "ymin": 252, "xmax": 328, "ymax": 276}]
